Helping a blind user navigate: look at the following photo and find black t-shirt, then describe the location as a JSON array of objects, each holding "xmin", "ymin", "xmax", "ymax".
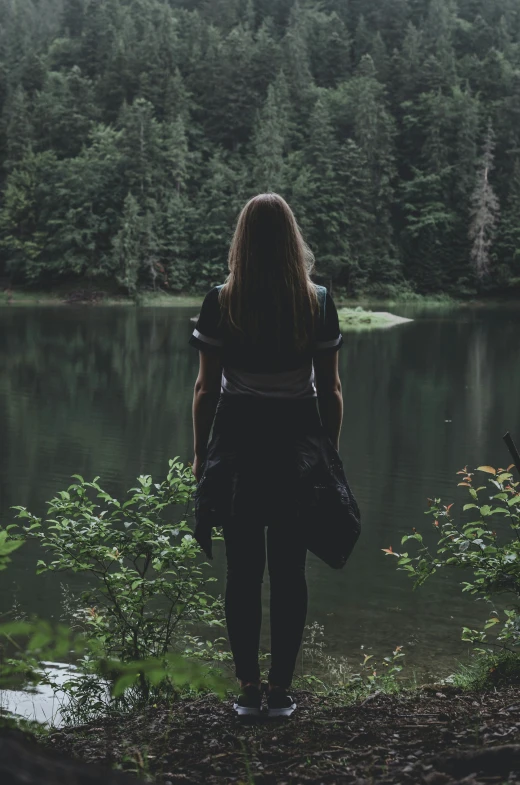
[{"xmin": 189, "ymin": 284, "xmax": 343, "ymax": 399}]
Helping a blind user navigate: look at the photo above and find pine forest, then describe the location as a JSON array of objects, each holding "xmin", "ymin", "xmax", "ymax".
[{"xmin": 1, "ymin": 0, "xmax": 520, "ymax": 297}]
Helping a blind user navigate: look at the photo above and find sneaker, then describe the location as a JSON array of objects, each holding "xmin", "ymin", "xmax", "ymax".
[
  {"xmin": 233, "ymin": 684, "xmax": 262, "ymax": 717},
  {"xmin": 266, "ymin": 686, "xmax": 297, "ymax": 718}
]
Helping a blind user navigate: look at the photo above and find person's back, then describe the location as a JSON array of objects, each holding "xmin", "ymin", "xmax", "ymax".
[{"xmin": 189, "ymin": 193, "xmax": 345, "ymax": 718}]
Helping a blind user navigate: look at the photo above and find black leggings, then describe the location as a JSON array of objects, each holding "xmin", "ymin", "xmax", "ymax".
[
  {"xmin": 213, "ymin": 395, "xmax": 321, "ymax": 689},
  {"xmin": 223, "ymin": 514, "xmax": 308, "ymax": 689}
]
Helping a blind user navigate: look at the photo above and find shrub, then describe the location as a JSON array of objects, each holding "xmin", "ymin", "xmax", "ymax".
[
  {"xmin": 384, "ymin": 464, "xmax": 520, "ymax": 654},
  {"xmin": 10, "ymin": 459, "xmax": 226, "ymax": 700}
]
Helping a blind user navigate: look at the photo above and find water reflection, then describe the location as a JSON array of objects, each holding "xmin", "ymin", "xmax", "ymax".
[{"xmin": 1, "ymin": 303, "xmax": 520, "ymax": 679}]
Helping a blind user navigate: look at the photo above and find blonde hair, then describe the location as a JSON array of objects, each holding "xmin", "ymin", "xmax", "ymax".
[{"xmin": 219, "ymin": 193, "xmax": 319, "ymax": 352}]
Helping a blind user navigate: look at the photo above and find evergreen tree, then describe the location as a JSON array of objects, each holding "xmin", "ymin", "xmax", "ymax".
[
  {"xmin": 249, "ymin": 18, "xmax": 282, "ymax": 101},
  {"xmin": 0, "ymin": 150, "xmax": 59, "ymax": 280},
  {"xmin": 354, "ymin": 15, "xmax": 371, "ymax": 64},
  {"xmin": 330, "ymin": 56, "xmax": 399, "ymax": 287},
  {"xmin": 4, "ymin": 85, "xmax": 33, "ymax": 168},
  {"xmin": 190, "ymin": 150, "xmax": 248, "ymax": 289},
  {"xmin": 305, "ymin": 9, "xmax": 351, "ymax": 88},
  {"xmin": 112, "ymin": 192, "xmax": 145, "ymax": 293},
  {"xmin": 33, "ymin": 67, "xmax": 97, "ymax": 158},
  {"xmin": 339, "ymin": 139, "xmax": 378, "ymax": 291},
  {"xmin": 370, "ymin": 31, "xmax": 389, "ymax": 82},
  {"xmin": 469, "ymin": 121, "xmax": 501, "ymax": 279},
  {"xmin": 118, "ymin": 98, "xmax": 163, "ymax": 206},
  {"xmin": 496, "ymin": 160, "xmax": 520, "ymax": 282},
  {"xmin": 300, "ymin": 97, "xmax": 350, "ymax": 290},
  {"xmin": 397, "ymin": 22, "xmax": 424, "ymax": 102},
  {"xmin": 251, "ymin": 82, "xmax": 287, "ymax": 193},
  {"xmin": 61, "ymin": 0, "xmax": 85, "ymax": 38},
  {"xmin": 282, "ymin": 1, "xmax": 317, "ymax": 140}
]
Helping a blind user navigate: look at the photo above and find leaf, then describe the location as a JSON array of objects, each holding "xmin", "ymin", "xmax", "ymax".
[
  {"xmin": 477, "ymin": 466, "xmax": 496, "ymax": 475},
  {"xmin": 112, "ymin": 672, "xmax": 139, "ymax": 696},
  {"xmin": 0, "ymin": 621, "xmax": 34, "ymax": 637},
  {"xmin": 0, "ymin": 539, "xmax": 24, "ymax": 555}
]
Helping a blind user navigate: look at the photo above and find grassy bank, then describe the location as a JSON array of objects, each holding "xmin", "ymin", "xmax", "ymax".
[
  {"xmin": 0, "ymin": 284, "xmax": 506, "ymax": 310},
  {"xmin": 0, "ymin": 286, "xmax": 204, "ymax": 308}
]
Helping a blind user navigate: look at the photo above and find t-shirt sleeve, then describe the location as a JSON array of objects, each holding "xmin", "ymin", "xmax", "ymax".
[
  {"xmin": 314, "ymin": 291, "xmax": 344, "ymax": 355},
  {"xmin": 188, "ymin": 287, "xmax": 223, "ymax": 354}
]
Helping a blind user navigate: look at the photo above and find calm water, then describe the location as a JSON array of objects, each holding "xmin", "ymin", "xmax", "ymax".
[{"xmin": 1, "ymin": 302, "xmax": 520, "ymax": 682}]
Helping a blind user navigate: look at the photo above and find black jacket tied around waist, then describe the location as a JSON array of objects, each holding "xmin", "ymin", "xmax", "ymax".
[{"xmin": 193, "ymin": 395, "xmax": 361, "ymax": 569}]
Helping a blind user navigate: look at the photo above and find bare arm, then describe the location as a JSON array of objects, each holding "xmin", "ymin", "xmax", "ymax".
[
  {"xmin": 314, "ymin": 351, "xmax": 343, "ymax": 451},
  {"xmin": 192, "ymin": 351, "xmax": 222, "ymax": 479}
]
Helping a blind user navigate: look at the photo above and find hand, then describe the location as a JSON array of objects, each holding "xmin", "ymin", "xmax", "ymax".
[{"xmin": 192, "ymin": 454, "xmax": 205, "ymax": 482}]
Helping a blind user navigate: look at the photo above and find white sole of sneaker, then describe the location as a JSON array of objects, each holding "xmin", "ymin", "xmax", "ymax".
[
  {"xmin": 233, "ymin": 703, "xmax": 261, "ymax": 717},
  {"xmin": 268, "ymin": 703, "xmax": 297, "ymax": 718}
]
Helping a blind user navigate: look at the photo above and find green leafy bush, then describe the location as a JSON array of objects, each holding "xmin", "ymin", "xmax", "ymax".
[
  {"xmin": 12, "ymin": 458, "xmax": 224, "ymax": 664},
  {"xmin": 1, "ymin": 459, "xmax": 230, "ymax": 722},
  {"xmin": 384, "ymin": 464, "xmax": 520, "ymax": 654}
]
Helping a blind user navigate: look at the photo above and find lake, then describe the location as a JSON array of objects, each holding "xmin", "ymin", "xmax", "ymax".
[{"xmin": 1, "ymin": 301, "xmax": 520, "ymax": 686}]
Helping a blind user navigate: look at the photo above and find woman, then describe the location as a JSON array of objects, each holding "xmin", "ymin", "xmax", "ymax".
[{"xmin": 189, "ymin": 193, "xmax": 344, "ymax": 717}]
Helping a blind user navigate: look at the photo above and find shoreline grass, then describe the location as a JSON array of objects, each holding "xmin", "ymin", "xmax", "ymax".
[{"xmin": 1, "ymin": 286, "xmax": 517, "ymax": 310}]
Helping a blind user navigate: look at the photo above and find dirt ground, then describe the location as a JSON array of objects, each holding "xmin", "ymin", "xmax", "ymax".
[{"xmin": 43, "ymin": 685, "xmax": 520, "ymax": 784}]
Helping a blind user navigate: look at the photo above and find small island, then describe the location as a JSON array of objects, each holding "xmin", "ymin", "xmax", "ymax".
[{"xmin": 337, "ymin": 306, "xmax": 413, "ymax": 331}]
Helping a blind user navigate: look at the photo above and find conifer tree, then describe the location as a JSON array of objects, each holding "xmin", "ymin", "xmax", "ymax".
[
  {"xmin": 113, "ymin": 192, "xmax": 144, "ymax": 293},
  {"xmin": 469, "ymin": 121, "xmax": 501, "ymax": 279},
  {"xmin": 4, "ymin": 85, "xmax": 33, "ymax": 168},
  {"xmin": 251, "ymin": 82, "xmax": 286, "ymax": 193},
  {"xmin": 301, "ymin": 98, "xmax": 350, "ymax": 290},
  {"xmin": 497, "ymin": 160, "xmax": 520, "ymax": 282}
]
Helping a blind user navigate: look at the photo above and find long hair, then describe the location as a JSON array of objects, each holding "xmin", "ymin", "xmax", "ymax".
[{"xmin": 219, "ymin": 193, "xmax": 319, "ymax": 353}]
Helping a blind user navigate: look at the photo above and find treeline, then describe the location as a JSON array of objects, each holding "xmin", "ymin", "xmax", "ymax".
[{"xmin": 1, "ymin": 0, "xmax": 520, "ymax": 296}]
